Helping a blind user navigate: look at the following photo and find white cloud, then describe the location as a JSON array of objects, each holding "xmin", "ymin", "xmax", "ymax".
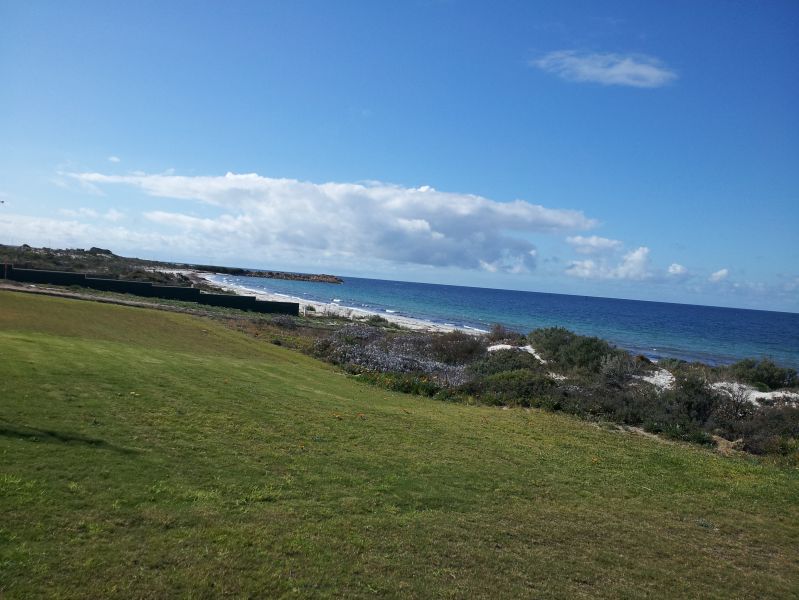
[
  {"xmin": 57, "ymin": 207, "xmax": 125, "ymax": 222},
  {"xmin": 566, "ymin": 235, "xmax": 623, "ymax": 254},
  {"xmin": 103, "ymin": 208, "xmax": 125, "ymax": 222},
  {"xmin": 564, "ymin": 258, "xmax": 599, "ymax": 279},
  {"xmin": 59, "ymin": 207, "xmax": 99, "ymax": 219},
  {"xmin": 667, "ymin": 263, "xmax": 687, "ymax": 276},
  {"xmin": 533, "ymin": 51, "xmax": 677, "ymax": 88},
  {"xmin": 0, "ymin": 213, "xmax": 170, "ymax": 251},
  {"xmin": 709, "ymin": 268, "xmax": 729, "ymax": 283},
  {"xmin": 566, "ymin": 246, "xmax": 651, "ymax": 280},
  {"xmin": 64, "ymin": 171, "xmax": 596, "ymax": 273},
  {"xmin": 108, "ymin": 156, "xmax": 121, "ymax": 163},
  {"xmin": 614, "ymin": 246, "xmax": 651, "ymax": 279}
]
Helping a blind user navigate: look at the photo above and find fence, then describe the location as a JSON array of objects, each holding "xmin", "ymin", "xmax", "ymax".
[{"xmin": 2, "ymin": 265, "xmax": 299, "ymax": 316}]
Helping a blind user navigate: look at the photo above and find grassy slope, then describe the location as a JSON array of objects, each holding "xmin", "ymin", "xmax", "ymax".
[{"xmin": 0, "ymin": 291, "xmax": 797, "ymax": 599}]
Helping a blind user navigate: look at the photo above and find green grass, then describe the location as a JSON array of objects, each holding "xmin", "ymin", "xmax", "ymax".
[{"xmin": 1, "ymin": 290, "xmax": 797, "ymax": 599}]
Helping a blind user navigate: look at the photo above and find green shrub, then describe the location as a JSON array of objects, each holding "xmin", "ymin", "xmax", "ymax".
[
  {"xmin": 472, "ymin": 369, "xmax": 555, "ymax": 406},
  {"xmin": 591, "ymin": 386, "xmax": 663, "ymax": 426},
  {"xmin": 271, "ymin": 315, "xmax": 297, "ymax": 329},
  {"xmin": 487, "ymin": 323, "xmax": 525, "ymax": 344},
  {"xmin": 430, "ymin": 331, "xmax": 485, "ymax": 365},
  {"xmin": 600, "ymin": 353, "xmax": 639, "ymax": 387},
  {"xmin": 730, "ymin": 403, "xmax": 799, "ymax": 456},
  {"xmin": 654, "ymin": 374, "xmax": 721, "ymax": 430},
  {"xmin": 647, "ymin": 422, "xmax": 715, "ymax": 446},
  {"xmin": 728, "ymin": 358, "xmax": 797, "ymax": 391},
  {"xmin": 528, "ymin": 327, "xmax": 620, "ymax": 373},
  {"xmin": 467, "ymin": 350, "xmax": 543, "ymax": 378},
  {"xmin": 358, "ymin": 372, "xmax": 441, "ymax": 397}
]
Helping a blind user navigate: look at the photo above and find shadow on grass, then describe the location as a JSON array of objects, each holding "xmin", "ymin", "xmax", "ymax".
[{"xmin": 0, "ymin": 420, "xmax": 137, "ymax": 454}]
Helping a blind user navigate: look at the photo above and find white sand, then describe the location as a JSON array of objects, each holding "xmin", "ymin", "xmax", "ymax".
[
  {"xmin": 633, "ymin": 370, "xmax": 798, "ymax": 402},
  {"xmin": 711, "ymin": 381, "xmax": 799, "ymax": 405},
  {"xmin": 487, "ymin": 343, "xmax": 547, "ymax": 364},
  {"xmin": 487, "ymin": 343, "xmax": 564, "ymax": 380},
  {"xmin": 197, "ymin": 272, "xmax": 464, "ymax": 333},
  {"xmin": 520, "ymin": 344, "xmax": 548, "ymax": 364},
  {"xmin": 635, "ymin": 369, "xmax": 676, "ymax": 391}
]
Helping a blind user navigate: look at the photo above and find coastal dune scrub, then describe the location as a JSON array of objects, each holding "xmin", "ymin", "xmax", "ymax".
[
  {"xmin": 486, "ymin": 323, "xmax": 526, "ymax": 344},
  {"xmin": 527, "ymin": 327, "xmax": 622, "ymax": 374},
  {"xmin": 312, "ymin": 324, "xmax": 468, "ymax": 386},
  {"xmin": 727, "ymin": 358, "xmax": 798, "ymax": 391},
  {"xmin": 307, "ymin": 323, "xmax": 799, "ymax": 458},
  {"xmin": 429, "ymin": 330, "xmax": 487, "ymax": 365},
  {"xmin": 468, "ymin": 369, "xmax": 556, "ymax": 407}
]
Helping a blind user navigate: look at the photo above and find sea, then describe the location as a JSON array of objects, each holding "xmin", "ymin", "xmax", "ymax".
[{"xmin": 209, "ymin": 274, "xmax": 799, "ymax": 369}]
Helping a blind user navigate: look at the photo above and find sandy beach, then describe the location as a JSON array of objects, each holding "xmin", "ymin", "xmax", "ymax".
[{"xmin": 196, "ymin": 271, "xmax": 463, "ymax": 333}]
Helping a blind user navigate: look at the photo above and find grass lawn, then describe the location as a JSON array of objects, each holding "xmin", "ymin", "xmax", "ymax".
[{"xmin": 1, "ymin": 290, "xmax": 797, "ymax": 598}]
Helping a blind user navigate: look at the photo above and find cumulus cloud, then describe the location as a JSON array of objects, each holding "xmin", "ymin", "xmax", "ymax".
[
  {"xmin": 709, "ymin": 268, "xmax": 729, "ymax": 283},
  {"xmin": 65, "ymin": 171, "xmax": 596, "ymax": 273},
  {"xmin": 566, "ymin": 235, "xmax": 623, "ymax": 255},
  {"xmin": 667, "ymin": 263, "xmax": 687, "ymax": 276},
  {"xmin": 566, "ymin": 246, "xmax": 651, "ymax": 280},
  {"xmin": 108, "ymin": 156, "xmax": 121, "ymax": 163},
  {"xmin": 532, "ymin": 51, "xmax": 677, "ymax": 88},
  {"xmin": 0, "ymin": 213, "xmax": 171, "ymax": 252}
]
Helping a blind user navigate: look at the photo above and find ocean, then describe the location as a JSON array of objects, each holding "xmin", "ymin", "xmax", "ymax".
[{"xmin": 209, "ymin": 274, "xmax": 799, "ymax": 369}]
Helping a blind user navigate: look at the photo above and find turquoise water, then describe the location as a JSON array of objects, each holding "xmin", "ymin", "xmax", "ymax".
[{"xmin": 210, "ymin": 274, "xmax": 799, "ymax": 368}]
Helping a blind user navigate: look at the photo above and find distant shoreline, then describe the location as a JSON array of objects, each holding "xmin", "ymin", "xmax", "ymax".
[
  {"xmin": 198, "ymin": 272, "xmax": 467, "ymax": 333},
  {"xmin": 186, "ymin": 265, "xmax": 342, "ymax": 284}
]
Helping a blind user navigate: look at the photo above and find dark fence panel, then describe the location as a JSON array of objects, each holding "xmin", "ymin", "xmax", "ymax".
[
  {"xmin": 151, "ymin": 285, "xmax": 202, "ymax": 301},
  {"xmin": 5, "ymin": 267, "xmax": 87, "ymax": 286},
  {"xmin": 197, "ymin": 293, "xmax": 298, "ymax": 315},
  {"xmin": 3, "ymin": 265, "xmax": 298, "ymax": 315},
  {"xmin": 198, "ymin": 293, "xmax": 258, "ymax": 309},
  {"xmin": 84, "ymin": 278, "xmax": 155, "ymax": 296},
  {"xmin": 252, "ymin": 300, "xmax": 298, "ymax": 315}
]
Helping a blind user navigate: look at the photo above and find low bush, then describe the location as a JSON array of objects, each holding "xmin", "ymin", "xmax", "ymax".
[
  {"xmin": 728, "ymin": 358, "xmax": 797, "ymax": 391},
  {"xmin": 600, "ymin": 353, "xmax": 640, "ymax": 387},
  {"xmin": 468, "ymin": 369, "xmax": 555, "ymax": 407},
  {"xmin": 358, "ymin": 371, "xmax": 441, "ymax": 397},
  {"xmin": 589, "ymin": 386, "xmax": 663, "ymax": 426},
  {"xmin": 430, "ymin": 331, "xmax": 486, "ymax": 365},
  {"xmin": 467, "ymin": 350, "xmax": 543, "ymax": 378},
  {"xmin": 528, "ymin": 327, "xmax": 620, "ymax": 373},
  {"xmin": 487, "ymin": 323, "xmax": 525, "ymax": 344},
  {"xmin": 669, "ymin": 374, "xmax": 721, "ymax": 427},
  {"xmin": 271, "ymin": 315, "xmax": 297, "ymax": 329},
  {"xmin": 708, "ymin": 384, "xmax": 756, "ymax": 433},
  {"xmin": 726, "ymin": 403, "xmax": 799, "ymax": 456},
  {"xmin": 646, "ymin": 422, "xmax": 716, "ymax": 446}
]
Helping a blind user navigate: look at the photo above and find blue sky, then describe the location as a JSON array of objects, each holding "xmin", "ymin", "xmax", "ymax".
[{"xmin": 1, "ymin": 0, "xmax": 797, "ymax": 312}]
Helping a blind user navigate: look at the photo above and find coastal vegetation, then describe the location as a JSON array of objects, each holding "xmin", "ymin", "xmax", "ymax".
[
  {"xmin": 308, "ymin": 321, "xmax": 799, "ymax": 459},
  {"xmin": 1, "ymin": 290, "xmax": 798, "ymax": 597},
  {"xmin": 0, "ymin": 243, "xmax": 342, "ymax": 286}
]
